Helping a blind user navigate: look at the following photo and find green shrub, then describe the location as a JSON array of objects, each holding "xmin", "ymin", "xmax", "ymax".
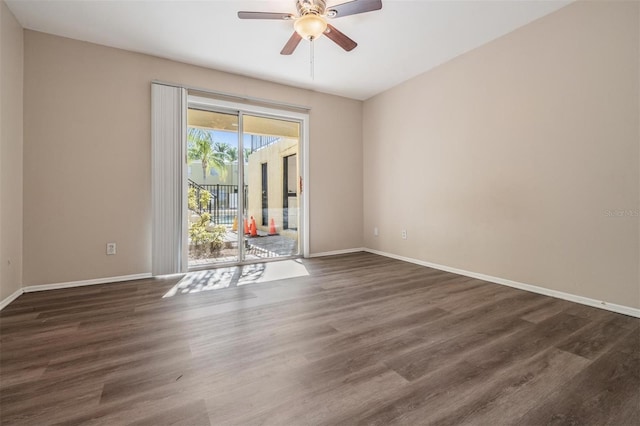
[
  {"xmin": 209, "ymin": 224, "xmax": 226, "ymax": 251},
  {"xmin": 188, "ymin": 188, "xmax": 212, "ymax": 213},
  {"xmin": 188, "ymin": 187, "xmax": 224, "ymax": 257},
  {"xmin": 188, "ymin": 187, "xmax": 198, "ymax": 211},
  {"xmin": 189, "ymin": 222, "xmax": 212, "ymax": 246},
  {"xmin": 199, "ymin": 190, "xmax": 211, "ymax": 210},
  {"xmin": 188, "ymin": 211, "xmax": 225, "ymax": 254}
]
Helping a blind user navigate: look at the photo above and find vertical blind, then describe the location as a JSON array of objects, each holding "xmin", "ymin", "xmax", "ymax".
[{"xmin": 151, "ymin": 83, "xmax": 187, "ymax": 276}]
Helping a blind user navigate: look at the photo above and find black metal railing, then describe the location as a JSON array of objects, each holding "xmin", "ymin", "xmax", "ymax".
[
  {"xmin": 251, "ymin": 135, "xmax": 280, "ymax": 152},
  {"xmin": 188, "ymin": 179, "xmax": 248, "ymax": 225}
]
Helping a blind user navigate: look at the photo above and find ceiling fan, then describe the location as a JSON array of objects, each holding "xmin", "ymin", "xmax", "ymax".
[{"xmin": 238, "ymin": 0, "xmax": 383, "ymax": 55}]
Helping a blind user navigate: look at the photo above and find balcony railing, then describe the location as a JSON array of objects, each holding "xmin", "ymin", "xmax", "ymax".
[{"xmin": 251, "ymin": 135, "xmax": 280, "ymax": 152}]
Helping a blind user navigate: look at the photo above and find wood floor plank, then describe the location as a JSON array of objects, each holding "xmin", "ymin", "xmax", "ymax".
[
  {"xmin": 516, "ymin": 327, "xmax": 640, "ymax": 425},
  {"xmin": 128, "ymin": 399, "xmax": 212, "ymax": 426},
  {"xmin": 556, "ymin": 314, "xmax": 634, "ymax": 360},
  {"xmin": 232, "ymin": 365, "xmax": 408, "ymax": 425},
  {"xmin": 446, "ymin": 348, "xmax": 591, "ymax": 426},
  {"xmin": 0, "ymin": 252, "xmax": 637, "ymax": 425},
  {"xmin": 384, "ymin": 316, "xmax": 533, "ymax": 381}
]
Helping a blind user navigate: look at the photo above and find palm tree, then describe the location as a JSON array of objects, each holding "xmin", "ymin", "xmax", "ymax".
[
  {"xmin": 213, "ymin": 142, "xmax": 235, "ymax": 162},
  {"xmin": 225, "ymin": 146, "xmax": 252, "ymax": 163},
  {"xmin": 188, "ymin": 128, "xmax": 227, "ymax": 181},
  {"xmin": 225, "ymin": 146, "xmax": 238, "ymax": 163}
]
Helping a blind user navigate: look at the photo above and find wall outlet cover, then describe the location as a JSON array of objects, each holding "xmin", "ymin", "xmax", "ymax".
[{"xmin": 106, "ymin": 243, "xmax": 117, "ymax": 255}]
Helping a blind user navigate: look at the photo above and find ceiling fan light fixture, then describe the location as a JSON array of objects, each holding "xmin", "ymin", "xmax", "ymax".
[
  {"xmin": 294, "ymin": 14, "xmax": 327, "ymax": 40},
  {"xmin": 239, "ymin": 0, "xmax": 382, "ymax": 55}
]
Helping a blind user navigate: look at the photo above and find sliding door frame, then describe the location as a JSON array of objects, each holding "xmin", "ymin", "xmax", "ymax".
[{"xmin": 187, "ymin": 95, "xmax": 310, "ymax": 265}]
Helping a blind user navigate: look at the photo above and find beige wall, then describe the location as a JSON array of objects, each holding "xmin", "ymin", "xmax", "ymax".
[
  {"xmin": 363, "ymin": 1, "xmax": 640, "ymax": 308},
  {"xmin": 23, "ymin": 31, "xmax": 363, "ymax": 286},
  {"xmin": 15, "ymin": 1, "xmax": 638, "ymax": 311},
  {"xmin": 0, "ymin": 1, "xmax": 23, "ymax": 300}
]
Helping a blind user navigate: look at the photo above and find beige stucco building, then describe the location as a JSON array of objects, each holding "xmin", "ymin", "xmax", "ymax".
[
  {"xmin": 246, "ymin": 138, "xmax": 299, "ymax": 236},
  {"xmin": 188, "ymin": 161, "xmax": 240, "ymax": 186}
]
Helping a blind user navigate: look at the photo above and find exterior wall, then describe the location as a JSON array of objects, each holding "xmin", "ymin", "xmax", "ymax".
[
  {"xmin": 23, "ymin": 30, "xmax": 363, "ymax": 286},
  {"xmin": 247, "ymin": 139, "xmax": 298, "ymax": 234},
  {"xmin": 363, "ymin": 1, "xmax": 640, "ymax": 309},
  {"xmin": 0, "ymin": 0, "xmax": 23, "ymax": 301},
  {"xmin": 188, "ymin": 162, "xmax": 239, "ymax": 186}
]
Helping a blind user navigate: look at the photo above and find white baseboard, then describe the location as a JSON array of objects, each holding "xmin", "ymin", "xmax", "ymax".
[
  {"xmin": 22, "ymin": 273, "xmax": 153, "ymax": 293},
  {"xmin": 309, "ymin": 247, "xmax": 365, "ymax": 258},
  {"xmin": 364, "ymin": 248, "xmax": 640, "ymax": 319},
  {"xmin": 0, "ymin": 288, "xmax": 24, "ymax": 311},
  {"xmin": 5, "ymin": 250, "xmax": 638, "ymax": 319}
]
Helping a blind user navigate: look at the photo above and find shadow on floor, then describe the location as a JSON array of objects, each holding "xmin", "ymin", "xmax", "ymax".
[{"xmin": 163, "ymin": 259, "xmax": 310, "ymax": 298}]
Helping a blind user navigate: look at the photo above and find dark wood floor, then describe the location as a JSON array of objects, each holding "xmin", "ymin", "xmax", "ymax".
[{"xmin": 1, "ymin": 252, "xmax": 638, "ymax": 425}]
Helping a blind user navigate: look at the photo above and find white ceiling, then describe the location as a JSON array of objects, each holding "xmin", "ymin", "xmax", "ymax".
[{"xmin": 6, "ymin": 0, "xmax": 571, "ymax": 100}]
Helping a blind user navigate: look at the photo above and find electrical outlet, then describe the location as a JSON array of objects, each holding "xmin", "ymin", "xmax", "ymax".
[
  {"xmin": 401, "ymin": 230, "xmax": 407, "ymax": 240},
  {"xmin": 106, "ymin": 242, "xmax": 117, "ymax": 255},
  {"xmin": 374, "ymin": 227, "xmax": 379, "ymax": 237}
]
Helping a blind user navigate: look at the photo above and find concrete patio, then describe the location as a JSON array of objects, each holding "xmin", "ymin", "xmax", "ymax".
[{"xmin": 189, "ymin": 229, "xmax": 298, "ymax": 266}]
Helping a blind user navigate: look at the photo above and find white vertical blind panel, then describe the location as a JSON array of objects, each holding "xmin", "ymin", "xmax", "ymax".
[{"xmin": 151, "ymin": 84, "xmax": 186, "ymax": 276}]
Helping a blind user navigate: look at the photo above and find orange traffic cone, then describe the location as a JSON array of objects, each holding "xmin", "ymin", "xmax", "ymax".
[
  {"xmin": 243, "ymin": 218, "xmax": 249, "ymax": 235},
  {"xmin": 250, "ymin": 216, "xmax": 258, "ymax": 237},
  {"xmin": 268, "ymin": 218, "xmax": 277, "ymax": 235},
  {"xmin": 232, "ymin": 216, "xmax": 238, "ymax": 232}
]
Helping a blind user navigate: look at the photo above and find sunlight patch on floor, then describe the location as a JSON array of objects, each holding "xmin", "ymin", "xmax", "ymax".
[
  {"xmin": 239, "ymin": 259, "xmax": 309, "ymax": 285},
  {"xmin": 163, "ymin": 259, "xmax": 309, "ymax": 298}
]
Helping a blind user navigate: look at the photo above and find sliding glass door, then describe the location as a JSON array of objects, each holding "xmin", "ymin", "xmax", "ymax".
[
  {"xmin": 185, "ymin": 106, "xmax": 302, "ymax": 268},
  {"xmin": 186, "ymin": 109, "xmax": 241, "ymax": 266}
]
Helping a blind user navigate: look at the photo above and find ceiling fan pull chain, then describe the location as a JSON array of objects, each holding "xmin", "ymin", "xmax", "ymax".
[{"xmin": 310, "ymin": 38, "xmax": 315, "ymax": 80}]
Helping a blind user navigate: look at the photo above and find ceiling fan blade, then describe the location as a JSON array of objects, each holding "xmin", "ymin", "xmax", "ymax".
[
  {"xmin": 281, "ymin": 32, "xmax": 303, "ymax": 55},
  {"xmin": 237, "ymin": 11, "xmax": 294, "ymax": 20},
  {"xmin": 326, "ymin": 0, "xmax": 382, "ymax": 18},
  {"xmin": 324, "ymin": 24, "xmax": 357, "ymax": 52}
]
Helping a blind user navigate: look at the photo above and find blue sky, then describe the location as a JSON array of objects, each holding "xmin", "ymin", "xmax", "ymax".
[{"xmin": 210, "ymin": 130, "xmax": 252, "ymax": 149}]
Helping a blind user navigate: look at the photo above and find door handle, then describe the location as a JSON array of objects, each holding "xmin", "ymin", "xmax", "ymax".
[{"xmin": 299, "ymin": 176, "xmax": 303, "ymax": 193}]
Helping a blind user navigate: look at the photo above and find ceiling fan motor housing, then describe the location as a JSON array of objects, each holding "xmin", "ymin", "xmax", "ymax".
[{"xmin": 297, "ymin": 0, "xmax": 327, "ymax": 16}]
